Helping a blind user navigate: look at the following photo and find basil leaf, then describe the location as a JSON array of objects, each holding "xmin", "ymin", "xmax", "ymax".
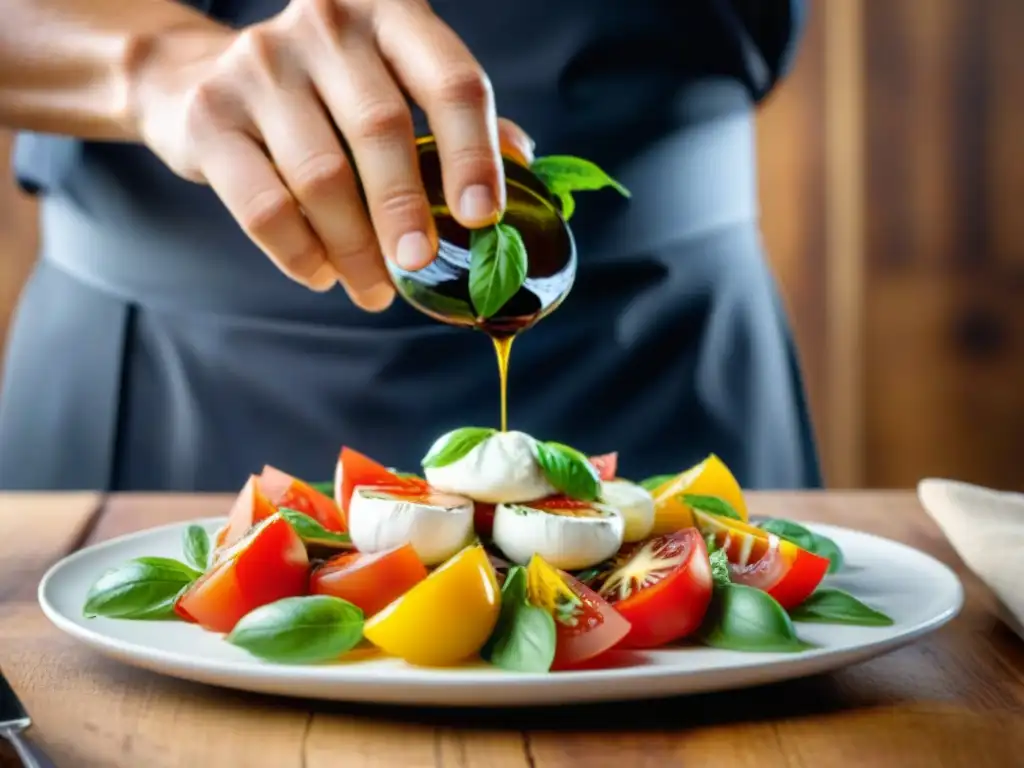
[
  {"xmin": 531, "ymin": 155, "xmax": 631, "ymax": 198},
  {"xmin": 684, "ymin": 494, "xmax": 742, "ymax": 521},
  {"xmin": 482, "ymin": 566, "xmax": 556, "ymax": 673},
  {"xmin": 639, "ymin": 474, "xmax": 676, "ymax": 492},
  {"xmin": 709, "ymin": 549, "xmax": 730, "ymax": 587},
  {"xmin": 308, "ymin": 481, "xmax": 334, "ymax": 497},
  {"xmin": 698, "ymin": 584, "xmax": 811, "ymax": 653},
  {"xmin": 557, "ymin": 191, "xmax": 576, "ymax": 221},
  {"xmin": 790, "ymin": 588, "xmax": 894, "ymax": 627},
  {"xmin": 227, "ymin": 596, "xmax": 364, "ymax": 663},
  {"xmin": 182, "ymin": 524, "xmax": 210, "ymax": 571},
  {"xmin": 760, "ymin": 518, "xmax": 845, "ymax": 574},
  {"xmin": 534, "ymin": 441, "xmax": 600, "ymax": 501},
  {"xmin": 280, "ymin": 509, "xmax": 352, "ymax": 549},
  {"xmin": 468, "ymin": 222, "xmax": 528, "ymax": 320},
  {"xmin": 83, "ymin": 557, "xmax": 200, "ymax": 620},
  {"xmin": 422, "ymin": 427, "xmax": 497, "ymax": 469}
]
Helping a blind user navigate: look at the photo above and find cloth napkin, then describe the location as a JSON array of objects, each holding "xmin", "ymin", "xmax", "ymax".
[{"xmin": 917, "ymin": 478, "xmax": 1024, "ymax": 639}]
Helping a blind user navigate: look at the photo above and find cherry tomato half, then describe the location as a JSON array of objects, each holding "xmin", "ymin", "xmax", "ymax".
[
  {"xmin": 215, "ymin": 475, "xmax": 277, "ymax": 550},
  {"xmin": 310, "ymin": 544, "xmax": 429, "ymax": 618},
  {"xmin": 335, "ymin": 447, "xmax": 427, "ymax": 517},
  {"xmin": 259, "ymin": 465, "xmax": 345, "ymax": 532}
]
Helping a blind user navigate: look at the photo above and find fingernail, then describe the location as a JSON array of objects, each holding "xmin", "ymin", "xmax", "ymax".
[
  {"xmin": 395, "ymin": 231, "xmax": 434, "ymax": 271},
  {"xmin": 459, "ymin": 184, "xmax": 497, "ymax": 223}
]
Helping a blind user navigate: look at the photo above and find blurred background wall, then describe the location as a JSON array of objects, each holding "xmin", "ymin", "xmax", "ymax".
[{"xmin": 0, "ymin": 0, "xmax": 1021, "ymax": 490}]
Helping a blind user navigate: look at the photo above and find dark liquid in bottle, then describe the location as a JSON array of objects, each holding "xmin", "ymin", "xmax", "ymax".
[{"xmin": 388, "ymin": 140, "xmax": 577, "ymax": 431}]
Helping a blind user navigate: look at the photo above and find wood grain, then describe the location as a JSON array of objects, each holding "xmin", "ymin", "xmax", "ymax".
[{"xmin": 3, "ymin": 492, "xmax": 1024, "ymax": 767}]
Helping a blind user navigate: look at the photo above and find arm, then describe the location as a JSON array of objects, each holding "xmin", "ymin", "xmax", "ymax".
[{"xmin": 0, "ymin": 0, "xmax": 217, "ymax": 140}]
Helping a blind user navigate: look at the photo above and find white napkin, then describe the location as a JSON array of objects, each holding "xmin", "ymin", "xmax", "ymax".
[{"xmin": 918, "ymin": 478, "xmax": 1024, "ymax": 639}]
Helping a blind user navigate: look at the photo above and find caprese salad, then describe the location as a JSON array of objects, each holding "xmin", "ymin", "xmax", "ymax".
[{"xmin": 81, "ymin": 428, "xmax": 893, "ymax": 672}]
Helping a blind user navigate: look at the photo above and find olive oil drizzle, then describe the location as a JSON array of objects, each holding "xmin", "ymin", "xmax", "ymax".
[{"xmin": 492, "ymin": 334, "xmax": 514, "ymax": 432}]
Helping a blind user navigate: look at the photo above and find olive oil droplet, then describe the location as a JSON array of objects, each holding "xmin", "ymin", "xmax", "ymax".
[{"xmin": 492, "ymin": 334, "xmax": 515, "ymax": 432}]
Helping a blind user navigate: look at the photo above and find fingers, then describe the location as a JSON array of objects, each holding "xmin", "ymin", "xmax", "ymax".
[
  {"xmin": 497, "ymin": 118, "xmax": 535, "ymax": 167},
  {"xmin": 251, "ymin": 83, "xmax": 395, "ymax": 311},
  {"xmin": 295, "ymin": 0, "xmax": 436, "ymax": 274},
  {"xmin": 199, "ymin": 131, "xmax": 338, "ymax": 292},
  {"xmin": 374, "ymin": 0, "xmax": 504, "ymax": 230}
]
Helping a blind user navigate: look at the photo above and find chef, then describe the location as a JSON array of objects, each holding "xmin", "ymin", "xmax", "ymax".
[{"xmin": 0, "ymin": 0, "xmax": 821, "ymax": 492}]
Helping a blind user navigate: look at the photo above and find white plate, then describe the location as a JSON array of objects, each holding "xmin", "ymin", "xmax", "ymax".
[{"xmin": 38, "ymin": 518, "xmax": 963, "ymax": 706}]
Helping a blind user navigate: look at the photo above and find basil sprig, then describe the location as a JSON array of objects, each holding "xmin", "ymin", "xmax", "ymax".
[
  {"xmin": 530, "ymin": 155, "xmax": 631, "ymax": 222},
  {"xmin": 183, "ymin": 524, "xmax": 211, "ymax": 571},
  {"xmin": 790, "ymin": 588, "xmax": 894, "ymax": 627},
  {"xmin": 759, "ymin": 518, "xmax": 845, "ymax": 574},
  {"xmin": 698, "ymin": 584, "xmax": 811, "ymax": 653},
  {"xmin": 83, "ymin": 557, "xmax": 201, "ymax": 620},
  {"xmin": 534, "ymin": 441, "xmax": 600, "ymax": 501},
  {"xmin": 708, "ymin": 549, "xmax": 730, "ymax": 588},
  {"xmin": 482, "ymin": 566, "xmax": 556, "ymax": 673},
  {"xmin": 468, "ymin": 222, "xmax": 528, "ymax": 320},
  {"xmin": 639, "ymin": 474, "xmax": 675, "ymax": 492},
  {"xmin": 308, "ymin": 481, "xmax": 334, "ymax": 497},
  {"xmin": 280, "ymin": 509, "xmax": 352, "ymax": 549},
  {"xmin": 684, "ymin": 494, "xmax": 742, "ymax": 521},
  {"xmin": 227, "ymin": 596, "xmax": 364, "ymax": 663},
  {"xmin": 421, "ymin": 426, "xmax": 497, "ymax": 469}
]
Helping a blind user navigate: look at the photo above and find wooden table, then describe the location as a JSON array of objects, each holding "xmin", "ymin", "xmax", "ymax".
[{"xmin": 2, "ymin": 491, "xmax": 1024, "ymax": 768}]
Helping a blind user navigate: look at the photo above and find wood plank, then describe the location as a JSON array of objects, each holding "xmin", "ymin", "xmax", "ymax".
[{"xmin": 0, "ymin": 492, "xmax": 102, "ymax": 603}]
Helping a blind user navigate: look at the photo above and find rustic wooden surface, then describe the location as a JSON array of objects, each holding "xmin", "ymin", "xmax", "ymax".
[{"xmin": 2, "ymin": 491, "xmax": 1023, "ymax": 767}]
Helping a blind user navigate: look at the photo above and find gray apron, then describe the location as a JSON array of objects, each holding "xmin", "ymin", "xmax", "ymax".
[{"xmin": 0, "ymin": 0, "xmax": 820, "ymax": 492}]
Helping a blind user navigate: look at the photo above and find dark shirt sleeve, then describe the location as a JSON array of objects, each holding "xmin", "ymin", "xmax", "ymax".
[{"xmin": 715, "ymin": 0, "xmax": 805, "ymax": 101}]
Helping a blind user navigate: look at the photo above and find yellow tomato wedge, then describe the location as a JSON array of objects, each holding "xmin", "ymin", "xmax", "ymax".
[
  {"xmin": 651, "ymin": 454, "xmax": 747, "ymax": 535},
  {"xmin": 362, "ymin": 544, "xmax": 500, "ymax": 667}
]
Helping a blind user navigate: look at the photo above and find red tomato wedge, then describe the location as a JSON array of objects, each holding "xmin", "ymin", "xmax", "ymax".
[
  {"xmin": 694, "ymin": 511, "xmax": 829, "ymax": 609},
  {"xmin": 215, "ymin": 475, "xmax": 277, "ymax": 550},
  {"xmin": 310, "ymin": 545, "xmax": 428, "ymax": 618},
  {"xmin": 335, "ymin": 447, "xmax": 427, "ymax": 516},
  {"xmin": 526, "ymin": 556, "xmax": 630, "ymax": 670},
  {"xmin": 595, "ymin": 528, "xmax": 713, "ymax": 648},
  {"xmin": 588, "ymin": 452, "xmax": 618, "ymax": 481},
  {"xmin": 259, "ymin": 465, "xmax": 345, "ymax": 532},
  {"xmin": 175, "ymin": 513, "xmax": 309, "ymax": 633}
]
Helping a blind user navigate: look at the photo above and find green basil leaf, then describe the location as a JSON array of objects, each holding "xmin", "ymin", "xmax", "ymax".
[
  {"xmin": 760, "ymin": 518, "xmax": 845, "ymax": 574},
  {"xmin": 227, "ymin": 595, "xmax": 364, "ymax": 663},
  {"xmin": 468, "ymin": 222, "xmax": 528, "ymax": 320},
  {"xmin": 422, "ymin": 427, "xmax": 497, "ymax": 469},
  {"xmin": 698, "ymin": 584, "xmax": 812, "ymax": 653},
  {"xmin": 534, "ymin": 441, "xmax": 600, "ymax": 501},
  {"xmin": 280, "ymin": 509, "xmax": 352, "ymax": 549},
  {"xmin": 709, "ymin": 548, "xmax": 730, "ymax": 587},
  {"xmin": 684, "ymin": 494, "xmax": 742, "ymax": 521},
  {"xmin": 307, "ymin": 481, "xmax": 334, "ymax": 497},
  {"xmin": 83, "ymin": 557, "xmax": 200, "ymax": 620},
  {"xmin": 182, "ymin": 524, "xmax": 210, "ymax": 571},
  {"xmin": 530, "ymin": 155, "xmax": 631, "ymax": 198},
  {"xmin": 790, "ymin": 588, "xmax": 894, "ymax": 627},
  {"xmin": 557, "ymin": 191, "xmax": 576, "ymax": 220},
  {"xmin": 482, "ymin": 566, "xmax": 556, "ymax": 673},
  {"xmin": 639, "ymin": 474, "xmax": 676, "ymax": 492}
]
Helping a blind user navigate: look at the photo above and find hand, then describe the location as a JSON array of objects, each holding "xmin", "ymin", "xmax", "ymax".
[{"xmin": 128, "ymin": 0, "xmax": 534, "ymax": 310}]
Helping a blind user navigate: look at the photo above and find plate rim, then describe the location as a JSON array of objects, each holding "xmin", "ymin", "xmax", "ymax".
[{"xmin": 37, "ymin": 516, "xmax": 966, "ymax": 700}]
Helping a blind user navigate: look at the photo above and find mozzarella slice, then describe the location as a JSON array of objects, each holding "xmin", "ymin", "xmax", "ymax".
[
  {"xmin": 600, "ymin": 479, "xmax": 655, "ymax": 542},
  {"xmin": 348, "ymin": 486, "xmax": 474, "ymax": 566},
  {"xmin": 424, "ymin": 430, "xmax": 555, "ymax": 504},
  {"xmin": 492, "ymin": 502, "xmax": 624, "ymax": 570}
]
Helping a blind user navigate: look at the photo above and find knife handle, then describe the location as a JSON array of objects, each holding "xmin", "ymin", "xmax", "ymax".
[{"xmin": 7, "ymin": 731, "xmax": 57, "ymax": 768}]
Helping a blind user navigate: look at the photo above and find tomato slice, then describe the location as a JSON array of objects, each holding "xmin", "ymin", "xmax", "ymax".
[
  {"xmin": 175, "ymin": 513, "xmax": 309, "ymax": 633},
  {"xmin": 259, "ymin": 465, "xmax": 345, "ymax": 532},
  {"xmin": 310, "ymin": 545, "xmax": 428, "ymax": 618},
  {"xmin": 694, "ymin": 511, "xmax": 829, "ymax": 609},
  {"xmin": 526, "ymin": 555, "xmax": 630, "ymax": 669},
  {"xmin": 335, "ymin": 447, "xmax": 427, "ymax": 516},
  {"xmin": 594, "ymin": 528, "xmax": 713, "ymax": 648},
  {"xmin": 215, "ymin": 475, "xmax": 278, "ymax": 550},
  {"xmin": 588, "ymin": 452, "xmax": 618, "ymax": 481},
  {"xmin": 473, "ymin": 502, "xmax": 497, "ymax": 539}
]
